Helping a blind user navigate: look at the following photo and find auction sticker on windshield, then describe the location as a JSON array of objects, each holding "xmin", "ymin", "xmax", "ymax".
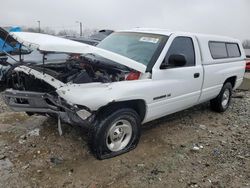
[{"xmin": 139, "ymin": 37, "xmax": 159, "ymax": 44}]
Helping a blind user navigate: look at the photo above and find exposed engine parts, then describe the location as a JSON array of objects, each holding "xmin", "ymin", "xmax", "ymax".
[{"xmin": 6, "ymin": 54, "xmax": 136, "ymax": 93}]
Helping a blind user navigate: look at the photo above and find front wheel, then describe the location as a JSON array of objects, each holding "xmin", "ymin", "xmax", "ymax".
[
  {"xmin": 88, "ymin": 108, "xmax": 141, "ymax": 160},
  {"xmin": 210, "ymin": 82, "xmax": 233, "ymax": 112}
]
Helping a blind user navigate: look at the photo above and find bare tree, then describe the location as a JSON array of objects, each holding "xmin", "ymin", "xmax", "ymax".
[
  {"xmin": 22, "ymin": 26, "xmax": 56, "ymax": 35},
  {"xmin": 242, "ymin": 40, "xmax": 250, "ymax": 49},
  {"xmin": 82, "ymin": 28, "xmax": 98, "ymax": 37},
  {"xmin": 21, "ymin": 26, "xmax": 99, "ymax": 38},
  {"xmin": 22, "ymin": 27, "xmax": 41, "ymax": 33},
  {"xmin": 43, "ymin": 27, "xmax": 56, "ymax": 35},
  {"xmin": 57, "ymin": 29, "xmax": 78, "ymax": 37}
]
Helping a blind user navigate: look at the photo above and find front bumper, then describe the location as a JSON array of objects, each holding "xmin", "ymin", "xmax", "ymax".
[
  {"xmin": 3, "ymin": 89, "xmax": 93, "ymax": 127},
  {"xmin": 3, "ymin": 90, "xmax": 60, "ymax": 113}
]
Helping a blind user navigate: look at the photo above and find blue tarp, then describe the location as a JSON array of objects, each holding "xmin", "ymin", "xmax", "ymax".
[
  {"xmin": 9, "ymin": 27, "xmax": 21, "ymax": 32},
  {"xmin": 0, "ymin": 27, "xmax": 21, "ymax": 53}
]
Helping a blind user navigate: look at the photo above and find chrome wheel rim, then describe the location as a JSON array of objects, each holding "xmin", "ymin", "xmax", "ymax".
[
  {"xmin": 222, "ymin": 89, "xmax": 230, "ymax": 108},
  {"xmin": 106, "ymin": 120, "xmax": 132, "ymax": 152}
]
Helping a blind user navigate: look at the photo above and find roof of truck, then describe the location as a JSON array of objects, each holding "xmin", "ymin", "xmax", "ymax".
[{"xmin": 120, "ymin": 28, "xmax": 240, "ymax": 43}]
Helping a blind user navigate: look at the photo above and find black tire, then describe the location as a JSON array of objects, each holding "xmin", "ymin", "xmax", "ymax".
[
  {"xmin": 210, "ymin": 82, "xmax": 233, "ymax": 112},
  {"xmin": 88, "ymin": 108, "xmax": 141, "ymax": 160}
]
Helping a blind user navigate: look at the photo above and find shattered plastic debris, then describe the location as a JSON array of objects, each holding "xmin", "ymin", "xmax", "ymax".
[
  {"xmin": 191, "ymin": 144, "xmax": 204, "ymax": 152},
  {"xmin": 191, "ymin": 146, "xmax": 200, "ymax": 151},
  {"xmin": 199, "ymin": 124, "xmax": 207, "ymax": 130},
  {"xmin": 27, "ymin": 128, "xmax": 40, "ymax": 137},
  {"xmin": 18, "ymin": 139, "xmax": 26, "ymax": 144}
]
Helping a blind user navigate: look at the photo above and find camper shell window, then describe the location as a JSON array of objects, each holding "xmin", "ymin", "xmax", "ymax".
[{"xmin": 209, "ymin": 41, "xmax": 241, "ymax": 59}]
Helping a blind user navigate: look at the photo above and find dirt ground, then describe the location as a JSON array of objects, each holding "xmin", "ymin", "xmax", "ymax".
[{"xmin": 0, "ymin": 89, "xmax": 249, "ymax": 188}]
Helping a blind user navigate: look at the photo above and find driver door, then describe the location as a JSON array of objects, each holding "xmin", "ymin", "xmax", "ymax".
[{"xmin": 147, "ymin": 36, "xmax": 203, "ymax": 121}]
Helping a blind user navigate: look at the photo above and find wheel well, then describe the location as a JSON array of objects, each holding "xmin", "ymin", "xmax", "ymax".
[
  {"xmin": 224, "ymin": 76, "xmax": 237, "ymax": 88},
  {"xmin": 96, "ymin": 100, "xmax": 147, "ymax": 122}
]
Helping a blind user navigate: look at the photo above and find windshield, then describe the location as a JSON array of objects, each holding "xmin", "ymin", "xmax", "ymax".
[{"xmin": 97, "ymin": 32, "xmax": 167, "ymax": 66}]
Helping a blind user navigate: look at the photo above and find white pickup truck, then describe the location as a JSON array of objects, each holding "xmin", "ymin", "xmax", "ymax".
[{"xmin": 1, "ymin": 28, "xmax": 246, "ymax": 159}]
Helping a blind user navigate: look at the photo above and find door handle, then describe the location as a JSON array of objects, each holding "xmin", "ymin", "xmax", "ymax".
[{"xmin": 194, "ymin": 73, "xmax": 200, "ymax": 78}]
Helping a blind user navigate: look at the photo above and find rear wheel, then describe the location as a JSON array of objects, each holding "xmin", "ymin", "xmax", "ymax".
[
  {"xmin": 88, "ymin": 108, "xmax": 141, "ymax": 160},
  {"xmin": 210, "ymin": 82, "xmax": 233, "ymax": 112}
]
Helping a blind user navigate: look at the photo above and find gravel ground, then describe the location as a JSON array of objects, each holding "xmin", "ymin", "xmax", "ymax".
[{"xmin": 0, "ymin": 90, "xmax": 249, "ymax": 188}]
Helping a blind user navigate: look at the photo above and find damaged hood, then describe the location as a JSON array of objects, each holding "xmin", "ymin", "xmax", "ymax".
[{"xmin": 9, "ymin": 32, "xmax": 146, "ymax": 73}]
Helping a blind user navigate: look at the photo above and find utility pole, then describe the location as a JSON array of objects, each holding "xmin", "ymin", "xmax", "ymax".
[
  {"xmin": 37, "ymin": 20, "xmax": 41, "ymax": 33},
  {"xmin": 80, "ymin": 22, "xmax": 83, "ymax": 37},
  {"xmin": 76, "ymin": 21, "xmax": 83, "ymax": 36}
]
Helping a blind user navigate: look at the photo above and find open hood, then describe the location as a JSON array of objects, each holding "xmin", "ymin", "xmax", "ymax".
[{"xmin": 9, "ymin": 32, "xmax": 146, "ymax": 73}]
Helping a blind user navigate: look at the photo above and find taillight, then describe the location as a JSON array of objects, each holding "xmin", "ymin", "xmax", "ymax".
[{"xmin": 126, "ymin": 71, "xmax": 141, "ymax": 81}]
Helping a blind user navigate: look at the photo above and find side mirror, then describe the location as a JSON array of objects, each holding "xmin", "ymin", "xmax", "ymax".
[
  {"xmin": 160, "ymin": 54, "xmax": 187, "ymax": 69},
  {"xmin": 168, "ymin": 54, "xmax": 186, "ymax": 67}
]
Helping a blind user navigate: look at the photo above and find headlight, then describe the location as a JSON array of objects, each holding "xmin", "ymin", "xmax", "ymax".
[{"xmin": 76, "ymin": 109, "xmax": 92, "ymax": 120}]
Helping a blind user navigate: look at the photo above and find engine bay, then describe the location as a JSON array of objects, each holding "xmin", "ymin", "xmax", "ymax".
[{"xmin": 6, "ymin": 54, "xmax": 138, "ymax": 92}]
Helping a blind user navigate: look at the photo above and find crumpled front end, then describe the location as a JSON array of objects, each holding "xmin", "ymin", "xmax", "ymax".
[
  {"xmin": 1, "ymin": 63, "xmax": 102, "ymax": 127},
  {"xmin": 3, "ymin": 89, "xmax": 94, "ymax": 127}
]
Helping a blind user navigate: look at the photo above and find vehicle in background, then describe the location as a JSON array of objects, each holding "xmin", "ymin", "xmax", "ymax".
[
  {"xmin": 65, "ymin": 30, "xmax": 113, "ymax": 46},
  {"xmin": 0, "ymin": 29, "xmax": 246, "ymax": 160},
  {"xmin": 246, "ymin": 56, "xmax": 250, "ymax": 72}
]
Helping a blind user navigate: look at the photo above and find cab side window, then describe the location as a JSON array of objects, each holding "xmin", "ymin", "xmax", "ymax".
[{"xmin": 161, "ymin": 37, "xmax": 195, "ymax": 69}]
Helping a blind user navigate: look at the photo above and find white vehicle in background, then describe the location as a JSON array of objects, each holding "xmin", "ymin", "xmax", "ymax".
[{"xmin": 1, "ymin": 28, "xmax": 246, "ymax": 159}]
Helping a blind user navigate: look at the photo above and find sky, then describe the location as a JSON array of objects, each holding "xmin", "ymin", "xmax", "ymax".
[{"xmin": 1, "ymin": 0, "xmax": 250, "ymax": 40}]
